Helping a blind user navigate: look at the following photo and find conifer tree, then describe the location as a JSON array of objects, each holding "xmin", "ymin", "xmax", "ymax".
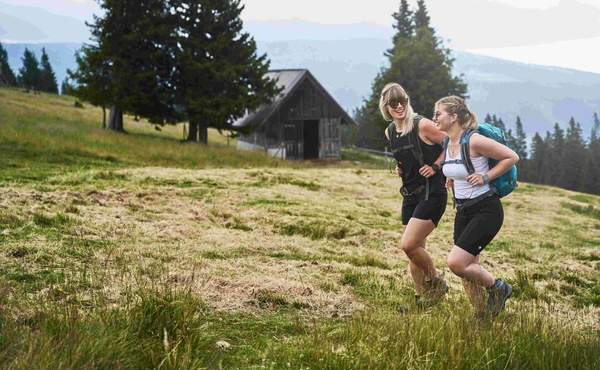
[
  {"xmin": 17, "ymin": 48, "xmax": 40, "ymax": 92},
  {"xmin": 584, "ymin": 113, "xmax": 600, "ymax": 194},
  {"xmin": 38, "ymin": 48, "xmax": 59, "ymax": 94},
  {"xmin": 414, "ymin": 0, "xmax": 433, "ymax": 32},
  {"xmin": 514, "ymin": 116, "xmax": 528, "ymax": 160},
  {"xmin": 355, "ymin": 0, "xmax": 467, "ymax": 150},
  {"xmin": 484, "ymin": 113, "xmax": 493, "ymax": 124},
  {"xmin": 562, "ymin": 118, "xmax": 586, "ymax": 190},
  {"xmin": 60, "ymin": 70, "xmax": 77, "ymax": 96},
  {"xmin": 72, "ymin": 0, "xmax": 179, "ymax": 131},
  {"xmin": 391, "ymin": 0, "xmax": 414, "ymax": 44},
  {"xmin": 505, "ymin": 128, "xmax": 517, "ymax": 153},
  {"xmin": 0, "ymin": 42, "xmax": 17, "ymax": 86},
  {"xmin": 171, "ymin": 0, "xmax": 279, "ymax": 144},
  {"xmin": 530, "ymin": 133, "xmax": 547, "ymax": 183}
]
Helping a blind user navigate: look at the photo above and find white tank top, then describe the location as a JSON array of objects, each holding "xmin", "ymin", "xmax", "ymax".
[{"xmin": 442, "ymin": 143, "xmax": 491, "ymax": 200}]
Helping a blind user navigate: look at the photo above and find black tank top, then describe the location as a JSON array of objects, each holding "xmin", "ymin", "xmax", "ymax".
[{"xmin": 387, "ymin": 116, "xmax": 446, "ymax": 199}]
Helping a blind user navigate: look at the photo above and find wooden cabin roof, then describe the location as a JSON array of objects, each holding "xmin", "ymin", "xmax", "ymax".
[{"xmin": 233, "ymin": 69, "xmax": 356, "ymax": 129}]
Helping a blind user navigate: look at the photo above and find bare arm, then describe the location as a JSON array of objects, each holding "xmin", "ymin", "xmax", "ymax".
[
  {"xmin": 419, "ymin": 118, "xmax": 446, "ymax": 145},
  {"xmin": 418, "ymin": 118, "xmax": 447, "ymax": 178},
  {"xmin": 466, "ymin": 133, "xmax": 519, "ymax": 185}
]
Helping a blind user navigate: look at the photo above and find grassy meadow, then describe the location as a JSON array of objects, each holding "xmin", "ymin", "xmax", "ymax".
[{"xmin": 0, "ymin": 88, "xmax": 599, "ymax": 369}]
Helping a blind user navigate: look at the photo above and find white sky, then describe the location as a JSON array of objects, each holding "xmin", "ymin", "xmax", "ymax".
[{"xmin": 3, "ymin": 0, "xmax": 600, "ymax": 73}]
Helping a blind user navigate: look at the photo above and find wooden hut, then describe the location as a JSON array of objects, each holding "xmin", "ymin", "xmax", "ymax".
[{"xmin": 233, "ymin": 69, "xmax": 356, "ymax": 160}]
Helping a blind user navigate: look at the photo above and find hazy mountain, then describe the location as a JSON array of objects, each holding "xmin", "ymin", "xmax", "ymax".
[{"xmin": 0, "ymin": 1, "xmax": 89, "ymax": 43}]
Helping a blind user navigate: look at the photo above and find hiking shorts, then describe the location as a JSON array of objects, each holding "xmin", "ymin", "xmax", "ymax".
[
  {"xmin": 454, "ymin": 194, "xmax": 504, "ymax": 256},
  {"xmin": 401, "ymin": 192, "xmax": 447, "ymax": 226}
]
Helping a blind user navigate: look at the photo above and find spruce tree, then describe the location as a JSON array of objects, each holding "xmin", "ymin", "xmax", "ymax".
[
  {"xmin": 0, "ymin": 42, "xmax": 17, "ymax": 86},
  {"xmin": 560, "ymin": 118, "xmax": 587, "ymax": 190},
  {"xmin": 38, "ymin": 48, "xmax": 59, "ymax": 94},
  {"xmin": 414, "ymin": 0, "xmax": 433, "ymax": 32},
  {"xmin": 548, "ymin": 123, "xmax": 565, "ymax": 188},
  {"xmin": 530, "ymin": 133, "xmax": 548, "ymax": 183},
  {"xmin": 514, "ymin": 116, "xmax": 528, "ymax": 160},
  {"xmin": 584, "ymin": 113, "xmax": 600, "ymax": 194},
  {"xmin": 171, "ymin": 0, "xmax": 279, "ymax": 144},
  {"xmin": 492, "ymin": 116, "xmax": 506, "ymax": 131},
  {"xmin": 484, "ymin": 113, "xmax": 493, "ymax": 124},
  {"xmin": 355, "ymin": 0, "xmax": 467, "ymax": 150},
  {"xmin": 60, "ymin": 70, "xmax": 77, "ymax": 96},
  {"xmin": 391, "ymin": 0, "xmax": 414, "ymax": 43},
  {"xmin": 72, "ymin": 0, "xmax": 179, "ymax": 131},
  {"xmin": 17, "ymin": 48, "xmax": 40, "ymax": 92},
  {"xmin": 505, "ymin": 129, "xmax": 517, "ymax": 153}
]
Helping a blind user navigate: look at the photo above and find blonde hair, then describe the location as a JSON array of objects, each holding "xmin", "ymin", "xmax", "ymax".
[
  {"xmin": 379, "ymin": 83, "xmax": 417, "ymax": 136},
  {"xmin": 435, "ymin": 96, "xmax": 478, "ymax": 130}
]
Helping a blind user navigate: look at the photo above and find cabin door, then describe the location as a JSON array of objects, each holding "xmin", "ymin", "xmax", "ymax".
[{"xmin": 319, "ymin": 118, "xmax": 341, "ymax": 159}]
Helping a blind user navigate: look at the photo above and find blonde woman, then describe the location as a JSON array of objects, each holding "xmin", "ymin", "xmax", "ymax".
[
  {"xmin": 381, "ymin": 83, "xmax": 448, "ymax": 305},
  {"xmin": 434, "ymin": 96, "xmax": 518, "ymax": 318}
]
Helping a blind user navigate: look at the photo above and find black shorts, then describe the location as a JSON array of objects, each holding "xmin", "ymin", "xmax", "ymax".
[
  {"xmin": 454, "ymin": 195, "xmax": 504, "ymax": 256},
  {"xmin": 401, "ymin": 192, "xmax": 447, "ymax": 226}
]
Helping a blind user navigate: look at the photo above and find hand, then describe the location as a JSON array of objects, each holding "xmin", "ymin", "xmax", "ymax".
[
  {"xmin": 466, "ymin": 173, "xmax": 485, "ymax": 186},
  {"xmin": 419, "ymin": 165, "xmax": 436, "ymax": 178},
  {"xmin": 395, "ymin": 163, "xmax": 403, "ymax": 177},
  {"xmin": 446, "ymin": 178, "xmax": 454, "ymax": 189}
]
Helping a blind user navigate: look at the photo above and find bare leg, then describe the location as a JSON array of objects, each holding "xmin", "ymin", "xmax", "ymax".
[
  {"xmin": 408, "ymin": 240, "xmax": 427, "ymax": 295},
  {"xmin": 447, "ymin": 246, "xmax": 495, "ymax": 288},
  {"xmin": 401, "ymin": 218, "xmax": 438, "ymax": 279},
  {"xmin": 461, "ymin": 255, "xmax": 486, "ymax": 314}
]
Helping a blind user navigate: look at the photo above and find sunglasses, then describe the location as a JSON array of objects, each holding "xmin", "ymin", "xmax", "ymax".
[{"xmin": 387, "ymin": 99, "xmax": 407, "ymax": 110}]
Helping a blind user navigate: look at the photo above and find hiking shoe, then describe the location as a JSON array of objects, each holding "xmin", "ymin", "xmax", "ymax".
[
  {"xmin": 419, "ymin": 275, "xmax": 449, "ymax": 306},
  {"xmin": 486, "ymin": 279, "xmax": 512, "ymax": 318}
]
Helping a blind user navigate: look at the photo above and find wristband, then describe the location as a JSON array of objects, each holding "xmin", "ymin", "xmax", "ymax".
[
  {"xmin": 482, "ymin": 174, "xmax": 490, "ymax": 185},
  {"xmin": 431, "ymin": 163, "xmax": 441, "ymax": 173}
]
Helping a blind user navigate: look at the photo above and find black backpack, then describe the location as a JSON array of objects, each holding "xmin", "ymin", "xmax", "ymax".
[{"xmin": 386, "ymin": 115, "xmax": 430, "ymax": 200}]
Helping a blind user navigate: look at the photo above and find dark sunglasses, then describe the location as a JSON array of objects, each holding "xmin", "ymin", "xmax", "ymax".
[{"xmin": 387, "ymin": 99, "xmax": 407, "ymax": 110}]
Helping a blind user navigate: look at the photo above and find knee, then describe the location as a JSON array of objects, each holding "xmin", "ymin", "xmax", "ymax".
[
  {"xmin": 447, "ymin": 255, "xmax": 467, "ymax": 277},
  {"xmin": 401, "ymin": 239, "xmax": 419, "ymax": 255}
]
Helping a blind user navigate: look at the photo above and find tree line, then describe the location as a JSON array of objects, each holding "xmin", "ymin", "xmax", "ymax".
[
  {"xmin": 0, "ymin": 43, "xmax": 60, "ymax": 94},
  {"xmin": 67, "ymin": 0, "xmax": 279, "ymax": 142},
  {"xmin": 486, "ymin": 113, "xmax": 600, "ymax": 195}
]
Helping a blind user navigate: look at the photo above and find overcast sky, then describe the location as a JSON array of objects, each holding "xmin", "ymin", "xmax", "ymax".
[{"xmin": 2, "ymin": 0, "xmax": 599, "ymax": 73}]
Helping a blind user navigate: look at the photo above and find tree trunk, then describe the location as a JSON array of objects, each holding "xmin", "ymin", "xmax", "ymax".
[
  {"xmin": 108, "ymin": 105, "xmax": 124, "ymax": 132},
  {"xmin": 102, "ymin": 106, "xmax": 106, "ymax": 129},
  {"xmin": 198, "ymin": 123, "xmax": 208, "ymax": 145},
  {"xmin": 187, "ymin": 121, "xmax": 198, "ymax": 142}
]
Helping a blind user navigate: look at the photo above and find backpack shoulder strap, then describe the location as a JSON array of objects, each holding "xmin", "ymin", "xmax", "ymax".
[
  {"xmin": 386, "ymin": 122, "xmax": 395, "ymax": 143},
  {"xmin": 441, "ymin": 137, "xmax": 450, "ymax": 165},
  {"xmin": 460, "ymin": 130, "xmax": 477, "ymax": 174},
  {"xmin": 410, "ymin": 115, "xmax": 424, "ymax": 166}
]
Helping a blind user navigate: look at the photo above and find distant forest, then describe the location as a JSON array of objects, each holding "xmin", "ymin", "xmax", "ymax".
[{"xmin": 487, "ymin": 113, "xmax": 600, "ymax": 196}]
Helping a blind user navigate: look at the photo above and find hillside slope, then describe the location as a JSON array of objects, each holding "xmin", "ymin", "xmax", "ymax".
[{"xmin": 0, "ymin": 88, "xmax": 598, "ymax": 368}]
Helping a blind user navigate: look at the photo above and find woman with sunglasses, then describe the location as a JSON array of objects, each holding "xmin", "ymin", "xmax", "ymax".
[{"xmin": 381, "ymin": 83, "xmax": 449, "ymax": 305}]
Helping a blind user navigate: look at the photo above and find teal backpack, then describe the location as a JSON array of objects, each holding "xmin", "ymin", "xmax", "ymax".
[{"xmin": 443, "ymin": 123, "xmax": 518, "ymax": 198}]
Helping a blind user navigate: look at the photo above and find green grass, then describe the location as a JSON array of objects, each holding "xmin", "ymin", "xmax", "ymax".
[
  {"xmin": 562, "ymin": 202, "xmax": 600, "ymax": 221},
  {"xmin": 0, "ymin": 285, "xmax": 597, "ymax": 370},
  {"xmin": 0, "ymin": 88, "xmax": 293, "ymax": 187},
  {"xmin": 1, "ymin": 87, "xmax": 600, "ymax": 368}
]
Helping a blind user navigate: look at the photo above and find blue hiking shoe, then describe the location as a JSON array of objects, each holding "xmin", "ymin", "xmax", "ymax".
[{"xmin": 486, "ymin": 279, "xmax": 512, "ymax": 318}]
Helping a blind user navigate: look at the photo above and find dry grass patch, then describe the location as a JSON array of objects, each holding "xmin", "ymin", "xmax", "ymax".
[{"xmin": 0, "ymin": 166, "xmax": 599, "ymax": 327}]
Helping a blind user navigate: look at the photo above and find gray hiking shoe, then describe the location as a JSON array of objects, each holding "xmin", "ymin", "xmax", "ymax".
[
  {"xmin": 486, "ymin": 279, "xmax": 512, "ymax": 318},
  {"xmin": 419, "ymin": 275, "xmax": 449, "ymax": 307}
]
